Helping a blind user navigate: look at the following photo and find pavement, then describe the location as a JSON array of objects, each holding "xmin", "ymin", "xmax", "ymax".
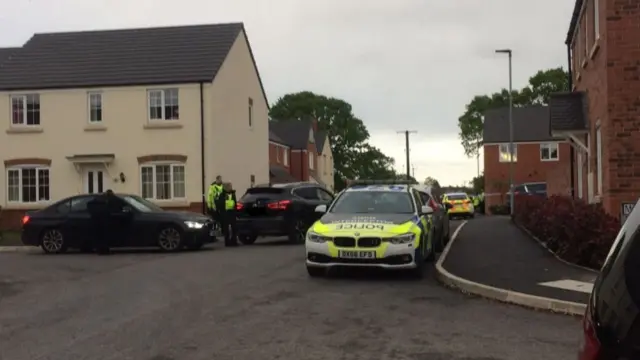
[
  {"xmin": 439, "ymin": 216, "xmax": 596, "ymax": 313},
  {"xmin": 0, "ymin": 226, "xmax": 582, "ymax": 360}
]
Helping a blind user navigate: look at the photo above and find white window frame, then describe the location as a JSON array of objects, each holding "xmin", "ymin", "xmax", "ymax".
[
  {"xmin": 540, "ymin": 142, "xmax": 559, "ymax": 161},
  {"xmin": 308, "ymin": 128, "xmax": 314, "ymax": 143},
  {"xmin": 276, "ymin": 147, "xmax": 281, "ymax": 163},
  {"xmin": 308, "ymin": 152, "xmax": 314, "ymax": 170},
  {"xmin": 596, "ymin": 125, "xmax": 603, "ymax": 195},
  {"xmin": 147, "ymin": 88, "xmax": 179, "ymax": 121},
  {"xmin": 139, "ymin": 163, "xmax": 186, "ymax": 201},
  {"xmin": 6, "ymin": 166, "xmax": 51, "ymax": 204},
  {"xmin": 88, "ymin": 92, "xmax": 103, "ymax": 123},
  {"xmin": 593, "ymin": 0, "xmax": 600, "ymax": 41},
  {"xmin": 10, "ymin": 94, "xmax": 41, "ymax": 126},
  {"xmin": 283, "ymin": 149, "xmax": 289, "ymax": 166},
  {"xmin": 498, "ymin": 143, "xmax": 517, "ymax": 162}
]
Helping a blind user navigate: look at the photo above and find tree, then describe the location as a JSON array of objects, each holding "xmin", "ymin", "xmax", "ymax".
[
  {"xmin": 423, "ymin": 176, "xmax": 441, "ymax": 189},
  {"xmin": 269, "ymin": 91, "xmax": 397, "ymax": 190},
  {"xmin": 457, "ymin": 67, "xmax": 569, "ymax": 158},
  {"xmin": 470, "ymin": 173, "xmax": 484, "ymax": 194}
]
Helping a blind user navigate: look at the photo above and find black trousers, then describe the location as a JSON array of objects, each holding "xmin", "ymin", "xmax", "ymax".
[{"xmin": 221, "ymin": 210, "xmax": 238, "ymax": 246}]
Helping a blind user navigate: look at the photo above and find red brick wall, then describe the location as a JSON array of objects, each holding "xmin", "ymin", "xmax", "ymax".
[
  {"xmin": 484, "ymin": 142, "xmax": 572, "ymax": 209},
  {"xmin": 290, "ymin": 151, "xmax": 305, "ymax": 181},
  {"xmin": 602, "ymin": 0, "xmax": 640, "ymax": 216}
]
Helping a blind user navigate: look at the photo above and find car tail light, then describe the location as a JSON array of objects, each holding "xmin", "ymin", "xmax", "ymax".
[
  {"xmin": 22, "ymin": 215, "xmax": 30, "ymax": 225},
  {"xmin": 267, "ymin": 200, "xmax": 291, "ymax": 210},
  {"xmin": 578, "ymin": 304, "xmax": 601, "ymax": 360},
  {"xmin": 236, "ymin": 203, "xmax": 244, "ymax": 210}
]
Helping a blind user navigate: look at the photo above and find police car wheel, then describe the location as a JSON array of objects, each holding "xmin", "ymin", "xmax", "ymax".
[
  {"xmin": 239, "ymin": 235, "xmax": 257, "ymax": 245},
  {"xmin": 307, "ymin": 266, "xmax": 325, "ymax": 277}
]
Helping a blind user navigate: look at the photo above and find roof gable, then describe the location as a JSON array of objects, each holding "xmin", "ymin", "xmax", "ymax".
[
  {"xmin": 483, "ymin": 105, "xmax": 560, "ymax": 143},
  {"xmin": 0, "ymin": 23, "xmax": 243, "ymax": 91}
]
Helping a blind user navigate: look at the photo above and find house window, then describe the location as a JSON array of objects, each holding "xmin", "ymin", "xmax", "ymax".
[
  {"xmin": 283, "ymin": 149, "xmax": 289, "ymax": 166},
  {"xmin": 498, "ymin": 144, "xmax": 517, "ymax": 162},
  {"xmin": 11, "ymin": 94, "xmax": 40, "ymax": 126},
  {"xmin": 88, "ymin": 92, "xmax": 102, "ymax": 123},
  {"xmin": 308, "ymin": 152, "xmax": 314, "ymax": 170},
  {"xmin": 276, "ymin": 147, "xmax": 281, "ymax": 163},
  {"xmin": 540, "ymin": 142, "xmax": 559, "ymax": 161},
  {"xmin": 6, "ymin": 166, "xmax": 50, "ymax": 203},
  {"xmin": 250, "ymin": 174, "xmax": 255, "ymax": 187},
  {"xmin": 248, "ymin": 98, "xmax": 253, "ymax": 127},
  {"xmin": 308, "ymin": 128, "xmax": 314, "ymax": 142},
  {"xmin": 596, "ymin": 125, "xmax": 602, "ymax": 194},
  {"xmin": 148, "ymin": 89, "xmax": 179, "ymax": 121},
  {"xmin": 140, "ymin": 163, "xmax": 185, "ymax": 200}
]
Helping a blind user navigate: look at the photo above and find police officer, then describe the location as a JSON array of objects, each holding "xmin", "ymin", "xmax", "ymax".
[
  {"xmin": 215, "ymin": 182, "xmax": 238, "ymax": 247},
  {"xmin": 87, "ymin": 189, "xmax": 116, "ymax": 255},
  {"xmin": 207, "ymin": 175, "xmax": 224, "ymax": 225}
]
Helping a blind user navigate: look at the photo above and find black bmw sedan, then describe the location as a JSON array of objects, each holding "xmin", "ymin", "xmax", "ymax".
[{"xmin": 21, "ymin": 193, "xmax": 216, "ymax": 254}]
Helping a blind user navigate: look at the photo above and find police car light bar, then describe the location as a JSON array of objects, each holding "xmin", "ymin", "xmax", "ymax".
[{"xmin": 346, "ymin": 179, "xmax": 418, "ymax": 187}]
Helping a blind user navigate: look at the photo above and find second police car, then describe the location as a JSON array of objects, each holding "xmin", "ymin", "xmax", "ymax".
[{"xmin": 305, "ymin": 180, "xmax": 437, "ymax": 278}]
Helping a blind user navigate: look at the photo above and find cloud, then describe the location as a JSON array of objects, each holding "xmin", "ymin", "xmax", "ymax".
[{"xmin": 0, "ymin": 0, "xmax": 575, "ymax": 185}]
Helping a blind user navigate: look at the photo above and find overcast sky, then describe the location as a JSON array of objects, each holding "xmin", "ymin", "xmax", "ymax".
[{"xmin": 0, "ymin": 0, "xmax": 574, "ymax": 186}]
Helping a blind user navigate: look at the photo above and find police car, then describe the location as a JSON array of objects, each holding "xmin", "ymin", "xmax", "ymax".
[{"xmin": 305, "ymin": 180, "xmax": 436, "ymax": 278}]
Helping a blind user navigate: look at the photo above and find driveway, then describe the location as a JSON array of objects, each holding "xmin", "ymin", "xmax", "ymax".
[{"xmin": 0, "ymin": 224, "xmax": 581, "ymax": 360}]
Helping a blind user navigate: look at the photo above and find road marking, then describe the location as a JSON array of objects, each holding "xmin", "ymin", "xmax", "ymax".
[{"xmin": 538, "ymin": 279, "xmax": 594, "ymax": 293}]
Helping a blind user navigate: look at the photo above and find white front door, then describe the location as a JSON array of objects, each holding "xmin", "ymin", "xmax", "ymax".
[{"xmin": 83, "ymin": 167, "xmax": 109, "ymax": 194}]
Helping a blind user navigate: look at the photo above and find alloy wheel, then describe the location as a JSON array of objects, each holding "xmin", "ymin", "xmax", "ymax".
[
  {"xmin": 42, "ymin": 229, "xmax": 65, "ymax": 253},
  {"xmin": 158, "ymin": 227, "xmax": 182, "ymax": 251}
]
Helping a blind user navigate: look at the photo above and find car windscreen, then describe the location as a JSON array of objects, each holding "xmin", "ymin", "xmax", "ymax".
[
  {"xmin": 330, "ymin": 191, "xmax": 414, "ymax": 214},
  {"xmin": 446, "ymin": 194, "xmax": 468, "ymax": 201},
  {"xmin": 122, "ymin": 195, "xmax": 163, "ymax": 212},
  {"xmin": 241, "ymin": 187, "xmax": 286, "ymax": 201}
]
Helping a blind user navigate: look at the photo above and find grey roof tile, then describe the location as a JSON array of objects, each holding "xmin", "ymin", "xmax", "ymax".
[
  {"xmin": 483, "ymin": 105, "xmax": 560, "ymax": 143},
  {"xmin": 269, "ymin": 164, "xmax": 297, "ymax": 183},
  {"xmin": 0, "ymin": 47, "xmax": 18, "ymax": 67},
  {"xmin": 549, "ymin": 91, "xmax": 588, "ymax": 132},
  {"xmin": 269, "ymin": 130, "xmax": 285, "ymax": 144},
  {"xmin": 0, "ymin": 23, "xmax": 244, "ymax": 90},
  {"xmin": 268, "ymin": 120, "xmax": 313, "ymax": 149}
]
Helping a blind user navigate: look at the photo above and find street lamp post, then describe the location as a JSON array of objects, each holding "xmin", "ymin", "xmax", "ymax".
[{"xmin": 495, "ymin": 49, "xmax": 514, "ymax": 216}]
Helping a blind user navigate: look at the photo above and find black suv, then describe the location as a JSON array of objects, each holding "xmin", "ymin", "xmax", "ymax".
[
  {"xmin": 235, "ymin": 182, "xmax": 334, "ymax": 245},
  {"xmin": 578, "ymin": 199, "xmax": 640, "ymax": 360}
]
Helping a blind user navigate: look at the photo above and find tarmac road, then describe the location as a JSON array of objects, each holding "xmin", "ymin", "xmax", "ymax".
[{"xmin": 0, "ymin": 222, "xmax": 581, "ymax": 360}]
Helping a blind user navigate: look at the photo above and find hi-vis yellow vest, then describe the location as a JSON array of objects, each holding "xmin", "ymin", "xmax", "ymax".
[{"xmin": 225, "ymin": 193, "xmax": 235, "ymax": 210}]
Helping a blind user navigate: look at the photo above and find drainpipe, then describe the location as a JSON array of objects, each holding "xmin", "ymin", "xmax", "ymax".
[
  {"xmin": 566, "ymin": 44, "xmax": 575, "ymax": 198},
  {"xmin": 199, "ymin": 82, "xmax": 206, "ymax": 214}
]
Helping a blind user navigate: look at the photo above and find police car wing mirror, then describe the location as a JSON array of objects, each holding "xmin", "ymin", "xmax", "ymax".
[
  {"xmin": 315, "ymin": 204, "xmax": 327, "ymax": 213},
  {"xmin": 421, "ymin": 205, "xmax": 434, "ymax": 215}
]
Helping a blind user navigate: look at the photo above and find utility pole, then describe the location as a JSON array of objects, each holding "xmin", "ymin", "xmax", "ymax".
[{"xmin": 397, "ymin": 130, "xmax": 417, "ymax": 179}]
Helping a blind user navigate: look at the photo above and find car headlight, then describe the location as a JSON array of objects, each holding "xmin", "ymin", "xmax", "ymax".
[
  {"xmin": 385, "ymin": 233, "xmax": 415, "ymax": 244},
  {"xmin": 184, "ymin": 221, "xmax": 205, "ymax": 229},
  {"xmin": 306, "ymin": 231, "xmax": 331, "ymax": 243}
]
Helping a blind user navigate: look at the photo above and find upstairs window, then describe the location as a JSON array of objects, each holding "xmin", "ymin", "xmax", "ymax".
[
  {"xmin": 309, "ymin": 152, "xmax": 314, "ymax": 169},
  {"xmin": 88, "ymin": 92, "xmax": 102, "ymax": 123},
  {"xmin": 148, "ymin": 89, "xmax": 179, "ymax": 121},
  {"xmin": 11, "ymin": 94, "xmax": 40, "ymax": 126},
  {"xmin": 498, "ymin": 144, "xmax": 517, "ymax": 162},
  {"xmin": 248, "ymin": 98, "xmax": 253, "ymax": 127},
  {"xmin": 283, "ymin": 149, "xmax": 289, "ymax": 166},
  {"xmin": 540, "ymin": 142, "xmax": 559, "ymax": 161}
]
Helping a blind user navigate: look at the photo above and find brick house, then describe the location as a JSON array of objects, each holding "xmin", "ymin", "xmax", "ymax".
[
  {"xmin": 549, "ymin": 0, "xmax": 640, "ymax": 218},
  {"xmin": 267, "ymin": 119, "xmax": 334, "ymax": 190},
  {"xmin": 483, "ymin": 105, "xmax": 572, "ymax": 210}
]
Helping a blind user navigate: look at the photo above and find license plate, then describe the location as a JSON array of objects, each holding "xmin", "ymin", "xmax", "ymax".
[{"xmin": 338, "ymin": 250, "xmax": 375, "ymax": 259}]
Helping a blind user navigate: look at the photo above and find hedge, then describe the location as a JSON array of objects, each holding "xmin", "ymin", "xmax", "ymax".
[{"xmin": 513, "ymin": 194, "xmax": 619, "ymax": 270}]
